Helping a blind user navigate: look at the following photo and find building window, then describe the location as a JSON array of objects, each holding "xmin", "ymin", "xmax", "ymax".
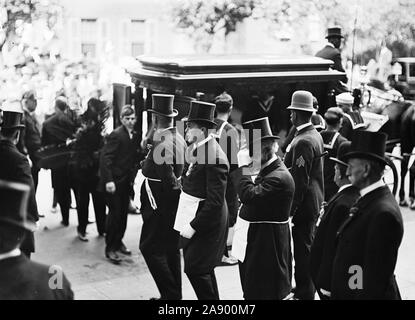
[
  {"xmin": 131, "ymin": 42, "xmax": 144, "ymax": 56},
  {"xmin": 81, "ymin": 43, "xmax": 96, "ymax": 58}
]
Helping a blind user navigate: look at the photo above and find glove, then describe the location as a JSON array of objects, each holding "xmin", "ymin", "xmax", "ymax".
[
  {"xmin": 237, "ymin": 149, "xmax": 252, "ymax": 168},
  {"xmin": 180, "ymin": 224, "xmax": 196, "ymax": 239},
  {"xmin": 106, "ymin": 182, "xmax": 116, "ymax": 194}
]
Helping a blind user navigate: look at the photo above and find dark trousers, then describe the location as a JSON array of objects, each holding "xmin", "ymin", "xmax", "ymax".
[
  {"xmin": 31, "ymin": 164, "xmax": 39, "ymax": 192},
  {"xmin": 142, "ymin": 250, "xmax": 182, "ymax": 300},
  {"xmin": 292, "ymin": 221, "xmax": 316, "ymax": 300},
  {"xmin": 186, "ymin": 271, "xmax": 219, "ymax": 300},
  {"xmin": 76, "ymin": 177, "xmax": 106, "ymax": 235},
  {"xmin": 105, "ymin": 181, "xmax": 130, "ymax": 252},
  {"xmin": 52, "ymin": 166, "xmax": 72, "ymax": 224}
]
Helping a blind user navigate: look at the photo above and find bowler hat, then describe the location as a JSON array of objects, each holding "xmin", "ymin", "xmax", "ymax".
[
  {"xmin": 287, "ymin": 91, "xmax": 315, "ymax": 112},
  {"xmin": 0, "ymin": 179, "xmax": 36, "ymax": 232},
  {"xmin": 148, "ymin": 94, "xmax": 178, "ymax": 117},
  {"xmin": 0, "ymin": 110, "xmax": 25, "ymax": 130},
  {"xmin": 343, "ymin": 131, "xmax": 388, "ymax": 165},
  {"xmin": 186, "ymin": 100, "xmax": 217, "ymax": 126},
  {"xmin": 326, "ymin": 27, "xmax": 344, "ymax": 39},
  {"xmin": 330, "ymin": 141, "xmax": 351, "ymax": 167},
  {"xmin": 242, "ymin": 117, "xmax": 280, "ymax": 146}
]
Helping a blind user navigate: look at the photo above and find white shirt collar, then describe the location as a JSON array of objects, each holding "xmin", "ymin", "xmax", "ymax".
[
  {"xmin": 327, "ymin": 42, "xmax": 335, "ymax": 48},
  {"xmin": 338, "ymin": 184, "xmax": 352, "ymax": 193},
  {"xmin": 261, "ymin": 154, "xmax": 278, "ymax": 170},
  {"xmin": 360, "ymin": 179, "xmax": 385, "ymax": 197},
  {"xmin": 296, "ymin": 122, "xmax": 313, "ymax": 132},
  {"xmin": 0, "ymin": 248, "xmax": 21, "ymax": 261}
]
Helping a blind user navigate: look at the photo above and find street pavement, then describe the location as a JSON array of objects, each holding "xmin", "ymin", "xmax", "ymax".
[{"xmin": 32, "ymin": 166, "xmax": 415, "ymax": 300}]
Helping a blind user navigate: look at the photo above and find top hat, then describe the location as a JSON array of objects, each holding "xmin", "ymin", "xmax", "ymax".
[
  {"xmin": 343, "ymin": 131, "xmax": 388, "ymax": 165},
  {"xmin": 0, "ymin": 179, "xmax": 36, "ymax": 232},
  {"xmin": 326, "ymin": 27, "xmax": 344, "ymax": 39},
  {"xmin": 186, "ymin": 100, "xmax": 217, "ymax": 126},
  {"xmin": 324, "ymin": 107, "xmax": 344, "ymax": 122},
  {"xmin": 148, "ymin": 94, "xmax": 178, "ymax": 118},
  {"xmin": 0, "ymin": 111, "xmax": 25, "ymax": 130},
  {"xmin": 330, "ymin": 141, "xmax": 352, "ymax": 167},
  {"xmin": 287, "ymin": 91, "xmax": 315, "ymax": 112},
  {"xmin": 242, "ymin": 117, "xmax": 280, "ymax": 146}
]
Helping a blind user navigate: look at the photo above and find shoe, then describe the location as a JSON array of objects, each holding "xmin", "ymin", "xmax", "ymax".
[
  {"xmin": 410, "ymin": 201, "xmax": 415, "ymax": 210},
  {"xmin": 87, "ymin": 220, "xmax": 95, "ymax": 224},
  {"xmin": 78, "ymin": 232, "xmax": 89, "ymax": 242},
  {"xmin": 38, "ymin": 213, "xmax": 45, "ymax": 218},
  {"xmin": 106, "ymin": 251, "xmax": 122, "ymax": 264},
  {"xmin": 399, "ymin": 199, "xmax": 409, "ymax": 207},
  {"xmin": 61, "ymin": 220, "xmax": 69, "ymax": 227},
  {"xmin": 118, "ymin": 244, "xmax": 132, "ymax": 255},
  {"xmin": 51, "ymin": 207, "xmax": 58, "ymax": 214},
  {"xmin": 220, "ymin": 255, "xmax": 238, "ymax": 266}
]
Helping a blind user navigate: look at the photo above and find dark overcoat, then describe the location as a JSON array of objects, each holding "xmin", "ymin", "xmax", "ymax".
[
  {"xmin": 139, "ymin": 127, "xmax": 186, "ymax": 254},
  {"xmin": 331, "ymin": 186, "xmax": 404, "ymax": 300},
  {"xmin": 339, "ymin": 110, "xmax": 366, "ymax": 141},
  {"xmin": 181, "ymin": 139, "xmax": 229, "ymax": 275},
  {"xmin": 0, "ymin": 140, "xmax": 38, "ymax": 253},
  {"xmin": 0, "ymin": 255, "xmax": 73, "ymax": 300},
  {"xmin": 315, "ymin": 45, "xmax": 348, "ymax": 83},
  {"xmin": 231, "ymin": 157, "xmax": 295, "ymax": 300},
  {"xmin": 283, "ymin": 125, "xmax": 325, "ymax": 225},
  {"xmin": 310, "ymin": 185, "xmax": 360, "ymax": 293}
]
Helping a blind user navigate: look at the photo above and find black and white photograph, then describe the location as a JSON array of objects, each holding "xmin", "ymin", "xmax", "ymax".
[{"xmin": 0, "ymin": 0, "xmax": 414, "ymax": 306}]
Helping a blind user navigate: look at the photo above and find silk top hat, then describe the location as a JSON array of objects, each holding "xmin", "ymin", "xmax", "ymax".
[
  {"xmin": 186, "ymin": 100, "xmax": 217, "ymax": 126},
  {"xmin": 148, "ymin": 94, "xmax": 178, "ymax": 117},
  {"xmin": 330, "ymin": 141, "xmax": 351, "ymax": 167},
  {"xmin": 0, "ymin": 100, "xmax": 25, "ymax": 130},
  {"xmin": 326, "ymin": 27, "xmax": 344, "ymax": 39},
  {"xmin": 343, "ymin": 131, "xmax": 388, "ymax": 166},
  {"xmin": 287, "ymin": 90, "xmax": 315, "ymax": 112},
  {"xmin": 0, "ymin": 179, "xmax": 36, "ymax": 232},
  {"xmin": 242, "ymin": 117, "xmax": 280, "ymax": 146}
]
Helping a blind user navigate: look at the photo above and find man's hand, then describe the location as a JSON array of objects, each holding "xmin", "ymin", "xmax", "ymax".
[
  {"xmin": 237, "ymin": 148, "xmax": 252, "ymax": 168},
  {"xmin": 106, "ymin": 182, "xmax": 116, "ymax": 194},
  {"xmin": 180, "ymin": 224, "xmax": 196, "ymax": 239}
]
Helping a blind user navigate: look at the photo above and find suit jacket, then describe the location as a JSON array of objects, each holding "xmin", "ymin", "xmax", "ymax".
[
  {"xmin": 181, "ymin": 138, "xmax": 229, "ymax": 274},
  {"xmin": 332, "ymin": 186, "xmax": 404, "ymax": 300},
  {"xmin": 320, "ymin": 130, "xmax": 348, "ymax": 201},
  {"xmin": 139, "ymin": 127, "xmax": 186, "ymax": 254},
  {"xmin": 310, "ymin": 185, "xmax": 360, "ymax": 293},
  {"xmin": 283, "ymin": 124, "xmax": 325, "ymax": 225},
  {"xmin": 315, "ymin": 45, "xmax": 348, "ymax": 83},
  {"xmin": 17, "ymin": 110, "xmax": 42, "ymax": 163},
  {"xmin": 231, "ymin": 157, "xmax": 295, "ymax": 300},
  {"xmin": 0, "ymin": 140, "xmax": 38, "ymax": 253},
  {"xmin": 99, "ymin": 125, "xmax": 140, "ymax": 189},
  {"xmin": 41, "ymin": 111, "xmax": 77, "ymax": 146},
  {"xmin": 0, "ymin": 254, "xmax": 73, "ymax": 300}
]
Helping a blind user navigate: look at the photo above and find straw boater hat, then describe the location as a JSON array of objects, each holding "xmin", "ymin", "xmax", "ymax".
[
  {"xmin": 336, "ymin": 92, "xmax": 354, "ymax": 106},
  {"xmin": 287, "ymin": 91, "xmax": 315, "ymax": 113}
]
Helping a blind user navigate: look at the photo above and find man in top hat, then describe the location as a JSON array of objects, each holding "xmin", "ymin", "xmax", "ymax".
[
  {"xmin": 310, "ymin": 141, "xmax": 360, "ymax": 300},
  {"xmin": 174, "ymin": 100, "xmax": 229, "ymax": 300},
  {"xmin": 0, "ymin": 103, "xmax": 39, "ymax": 259},
  {"xmin": 337, "ymin": 92, "xmax": 366, "ymax": 141},
  {"xmin": 0, "ymin": 179, "xmax": 73, "ymax": 300},
  {"xmin": 17, "ymin": 90, "xmax": 42, "ymax": 191},
  {"xmin": 213, "ymin": 92, "xmax": 240, "ymax": 266},
  {"xmin": 315, "ymin": 27, "xmax": 348, "ymax": 94},
  {"xmin": 320, "ymin": 107, "xmax": 348, "ymax": 201},
  {"xmin": 231, "ymin": 117, "xmax": 295, "ymax": 300},
  {"xmin": 42, "ymin": 96, "xmax": 79, "ymax": 226},
  {"xmin": 99, "ymin": 105, "xmax": 140, "ymax": 264},
  {"xmin": 331, "ymin": 131, "xmax": 403, "ymax": 299},
  {"xmin": 139, "ymin": 94, "xmax": 186, "ymax": 300},
  {"xmin": 283, "ymin": 90, "xmax": 325, "ymax": 300}
]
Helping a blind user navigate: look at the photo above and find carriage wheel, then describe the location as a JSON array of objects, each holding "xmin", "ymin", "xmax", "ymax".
[{"xmin": 383, "ymin": 156, "xmax": 399, "ymax": 197}]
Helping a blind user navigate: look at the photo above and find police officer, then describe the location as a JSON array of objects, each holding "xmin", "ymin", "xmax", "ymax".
[
  {"xmin": 284, "ymin": 91, "xmax": 325, "ymax": 300},
  {"xmin": 139, "ymin": 94, "xmax": 186, "ymax": 300}
]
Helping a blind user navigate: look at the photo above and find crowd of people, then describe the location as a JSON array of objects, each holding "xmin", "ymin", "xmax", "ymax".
[{"xmin": 0, "ymin": 26, "xmax": 405, "ymax": 300}]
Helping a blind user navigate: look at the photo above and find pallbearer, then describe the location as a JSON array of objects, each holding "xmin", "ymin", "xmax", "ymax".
[
  {"xmin": 175, "ymin": 100, "xmax": 229, "ymax": 300},
  {"xmin": 231, "ymin": 117, "xmax": 295, "ymax": 300},
  {"xmin": 139, "ymin": 94, "xmax": 186, "ymax": 300}
]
